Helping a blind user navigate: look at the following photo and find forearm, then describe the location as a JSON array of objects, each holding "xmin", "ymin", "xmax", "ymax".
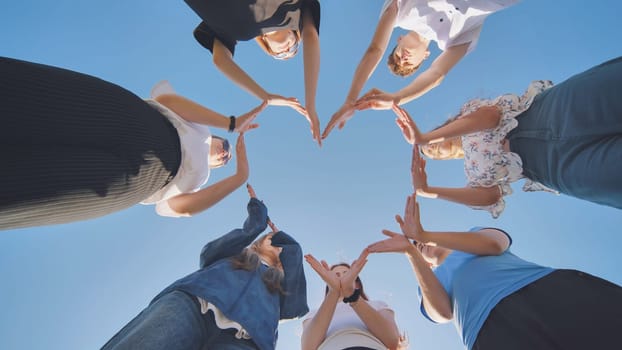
[
  {"xmin": 213, "ymin": 41, "xmax": 269, "ymax": 100},
  {"xmin": 302, "ymin": 15, "xmax": 320, "ymax": 108},
  {"xmin": 167, "ymin": 173, "xmax": 246, "ymax": 216},
  {"xmin": 155, "ymin": 94, "xmax": 229, "ymax": 128},
  {"xmin": 350, "ymin": 301, "xmax": 401, "ymax": 349},
  {"xmin": 301, "ymin": 290, "xmax": 341, "ymax": 350},
  {"xmin": 405, "ymin": 245, "xmax": 452, "ymax": 322},
  {"xmin": 394, "ymin": 68, "xmax": 444, "ymax": 105},
  {"xmin": 422, "ymin": 185, "xmax": 501, "ymax": 207},
  {"xmin": 345, "ymin": 48, "xmax": 384, "ymax": 102},
  {"xmin": 420, "ymin": 106, "xmax": 501, "ymax": 144}
]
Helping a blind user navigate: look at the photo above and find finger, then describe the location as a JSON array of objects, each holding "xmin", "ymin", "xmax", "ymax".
[
  {"xmin": 395, "ymin": 214, "xmax": 405, "ymax": 227},
  {"xmin": 246, "ymin": 183, "xmax": 256, "ymax": 198},
  {"xmin": 382, "ymin": 229, "xmax": 399, "ymax": 238},
  {"xmin": 320, "ymin": 260, "xmax": 331, "ymax": 271}
]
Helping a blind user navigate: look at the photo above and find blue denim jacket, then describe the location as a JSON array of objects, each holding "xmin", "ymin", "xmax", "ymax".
[{"xmin": 152, "ymin": 198, "xmax": 308, "ymax": 350}]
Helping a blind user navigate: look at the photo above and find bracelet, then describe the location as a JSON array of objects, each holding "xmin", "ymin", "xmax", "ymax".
[
  {"xmin": 228, "ymin": 115, "xmax": 236, "ymax": 132},
  {"xmin": 342, "ymin": 288, "xmax": 361, "ymax": 304}
]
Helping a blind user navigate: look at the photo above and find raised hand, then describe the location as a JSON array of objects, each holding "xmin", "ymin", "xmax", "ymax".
[
  {"xmin": 265, "ymin": 93, "xmax": 308, "ymax": 116},
  {"xmin": 340, "ymin": 248, "xmax": 369, "ymax": 298},
  {"xmin": 236, "ymin": 101, "xmax": 267, "ymax": 133},
  {"xmin": 392, "ymin": 105, "xmax": 422, "ymax": 145},
  {"xmin": 267, "ymin": 218, "xmax": 279, "ymax": 233},
  {"xmin": 398, "ymin": 194, "xmax": 427, "ymax": 242},
  {"xmin": 367, "ymin": 229, "xmax": 412, "ymax": 254},
  {"xmin": 246, "ymin": 183, "xmax": 257, "ymax": 199},
  {"xmin": 322, "ymin": 101, "xmax": 356, "ymax": 139},
  {"xmin": 305, "ymin": 105, "xmax": 322, "ymax": 147},
  {"xmin": 304, "ymin": 254, "xmax": 341, "ymax": 293},
  {"xmin": 411, "ymin": 145, "xmax": 430, "ymax": 193},
  {"xmin": 355, "ymin": 88, "xmax": 397, "ymax": 111}
]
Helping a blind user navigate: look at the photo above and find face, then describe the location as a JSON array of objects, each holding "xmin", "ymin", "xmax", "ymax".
[
  {"xmin": 421, "ymin": 138, "xmax": 463, "ymax": 160},
  {"xmin": 208, "ymin": 137, "xmax": 231, "ymax": 168},
  {"xmin": 331, "ymin": 265, "xmax": 350, "ymax": 278},
  {"xmin": 393, "ymin": 32, "xmax": 429, "ymax": 69},
  {"xmin": 262, "ymin": 30, "xmax": 298, "ymax": 59},
  {"xmin": 256, "ymin": 233, "xmax": 283, "ymax": 268}
]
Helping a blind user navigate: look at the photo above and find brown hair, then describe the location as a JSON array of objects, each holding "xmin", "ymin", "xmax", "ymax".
[
  {"xmin": 324, "ymin": 263, "xmax": 369, "ymax": 300},
  {"xmin": 387, "ymin": 45, "xmax": 421, "ymax": 77},
  {"xmin": 230, "ymin": 235, "xmax": 285, "ymax": 294},
  {"xmin": 254, "ymin": 30, "xmax": 301, "ymax": 60}
]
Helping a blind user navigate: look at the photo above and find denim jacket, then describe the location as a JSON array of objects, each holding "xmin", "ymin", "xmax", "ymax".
[{"xmin": 152, "ymin": 198, "xmax": 308, "ymax": 350}]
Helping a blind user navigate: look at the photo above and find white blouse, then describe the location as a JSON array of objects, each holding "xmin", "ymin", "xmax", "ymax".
[
  {"xmin": 459, "ymin": 80, "xmax": 558, "ymax": 218},
  {"xmin": 382, "ymin": 0, "xmax": 520, "ymax": 53},
  {"xmin": 140, "ymin": 81, "xmax": 212, "ymax": 217}
]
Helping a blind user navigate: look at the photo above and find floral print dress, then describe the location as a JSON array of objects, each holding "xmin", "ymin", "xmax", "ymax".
[{"xmin": 460, "ymin": 80, "xmax": 558, "ymax": 218}]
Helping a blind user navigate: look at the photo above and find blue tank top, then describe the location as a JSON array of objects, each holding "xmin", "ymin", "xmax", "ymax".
[{"xmin": 418, "ymin": 228, "xmax": 554, "ymax": 349}]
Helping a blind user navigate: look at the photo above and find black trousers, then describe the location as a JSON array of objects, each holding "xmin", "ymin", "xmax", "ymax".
[
  {"xmin": 0, "ymin": 57, "xmax": 181, "ymax": 230},
  {"xmin": 473, "ymin": 269, "xmax": 622, "ymax": 350}
]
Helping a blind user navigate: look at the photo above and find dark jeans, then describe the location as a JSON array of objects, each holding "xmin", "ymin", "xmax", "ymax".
[
  {"xmin": 508, "ymin": 56, "xmax": 622, "ymax": 209},
  {"xmin": 101, "ymin": 291, "xmax": 259, "ymax": 350},
  {"xmin": 473, "ymin": 269, "xmax": 622, "ymax": 350}
]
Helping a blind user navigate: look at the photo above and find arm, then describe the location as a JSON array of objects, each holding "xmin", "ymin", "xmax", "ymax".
[
  {"xmin": 405, "ymin": 244, "xmax": 453, "ymax": 323},
  {"xmin": 393, "ymin": 105, "xmax": 501, "ymax": 145},
  {"xmin": 166, "ymin": 133, "xmax": 250, "ymax": 216},
  {"xmin": 302, "ymin": 254, "xmax": 343, "ymax": 350},
  {"xmin": 321, "ymin": 1, "xmax": 397, "ymax": 138},
  {"xmin": 350, "ymin": 301, "xmax": 401, "ymax": 349},
  {"xmin": 301, "ymin": 289, "xmax": 341, "ymax": 350},
  {"xmin": 301, "ymin": 9, "xmax": 321, "ymax": 145},
  {"xmin": 212, "ymin": 38, "xmax": 270, "ymax": 100},
  {"xmin": 199, "ymin": 196, "xmax": 268, "ymax": 268},
  {"xmin": 394, "ymin": 43, "xmax": 469, "ymax": 105},
  {"xmin": 272, "ymin": 231, "xmax": 309, "ymax": 319},
  {"xmin": 410, "ymin": 145, "xmax": 502, "ymax": 206},
  {"xmin": 155, "ymin": 94, "xmax": 266, "ymax": 131}
]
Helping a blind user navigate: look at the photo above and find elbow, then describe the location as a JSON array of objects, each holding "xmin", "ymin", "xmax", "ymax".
[
  {"xmin": 483, "ymin": 105, "xmax": 502, "ymax": 129},
  {"xmin": 482, "ymin": 186, "xmax": 502, "ymax": 206},
  {"xmin": 486, "ymin": 239, "xmax": 507, "ymax": 255},
  {"xmin": 384, "ymin": 334, "xmax": 402, "ymax": 350},
  {"xmin": 429, "ymin": 69, "xmax": 446, "ymax": 88}
]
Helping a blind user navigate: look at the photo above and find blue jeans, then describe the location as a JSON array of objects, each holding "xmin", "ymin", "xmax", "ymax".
[
  {"xmin": 101, "ymin": 291, "xmax": 259, "ymax": 350},
  {"xmin": 508, "ymin": 56, "xmax": 622, "ymax": 209}
]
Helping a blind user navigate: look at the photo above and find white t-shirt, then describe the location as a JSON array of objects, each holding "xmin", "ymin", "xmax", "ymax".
[
  {"xmin": 140, "ymin": 81, "xmax": 212, "ymax": 217},
  {"xmin": 382, "ymin": 0, "xmax": 519, "ymax": 53},
  {"xmin": 304, "ymin": 300, "xmax": 392, "ymax": 350}
]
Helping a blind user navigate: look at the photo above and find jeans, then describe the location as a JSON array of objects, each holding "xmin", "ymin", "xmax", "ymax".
[{"xmin": 101, "ymin": 291, "xmax": 259, "ymax": 350}]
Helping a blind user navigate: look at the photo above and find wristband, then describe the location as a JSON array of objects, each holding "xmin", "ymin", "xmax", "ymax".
[
  {"xmin": 228, "ymin": 116, "xmax": 236, "ymax": 132},
  {"xmin": 343, "ymin": 288, "xmax": 361, "ymax": 304}
]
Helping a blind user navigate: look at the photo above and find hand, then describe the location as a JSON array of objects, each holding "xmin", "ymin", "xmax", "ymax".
[
  {"xmin": 267, "ymin": 218, "xmax": 279, "ymax": 233},
  {"xmin": 304, "ymin": 254, "xmax": 341, "ymax": 293},
  {"xmin": 265, "ymin": 93, "xmax": 308, "ymax": 116},
  {"xmin": 235, "ymin": 133, "xmax": 249, "ymax": 182},
  {"xmin": 396, "ymin": 194, "xmax": 427, "ymax": 242},
  {"xmin": 411, "ymin": 145, "xmax": 429, "ymax": 192},
  {"xmin": 321, "ymin": 101, "xmax": 356, "ymax": 139},
  {"xmin": 236, "ymin": 101, "xmax": 267, "ymax": 133},
  {"xmin": 340, "ymin": 248, "xmax": 369, "ymax": 298},
  {"xmin": 305, "ymin": 104, "xmax": 322, "ymax": 147},
  {"xmin": 246, "ymin": 183, "xmax": 257, "ymax": 198},
  {"xmin": 367, "ymin": 229, "xmax": 412, "ymax": 254},
  {"xmin": 392, "ymin": 105, "xmax": 422, "ymax": 145},
  {"xmin": 354, "ymin": 88, "xmax": 398, "ymax": 111}
]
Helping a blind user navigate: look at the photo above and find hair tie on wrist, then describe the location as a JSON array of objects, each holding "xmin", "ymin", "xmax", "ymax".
[
  {"xmin": 343, "ymin": 288, "xmax": 361, "ymax": 304},
  {"xmin": 228, "ymin": 116, "xmax": 236, "ymax": 132}
]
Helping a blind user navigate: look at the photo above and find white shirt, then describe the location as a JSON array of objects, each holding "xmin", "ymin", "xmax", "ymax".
[
  {"xmin": 382, "ymin": 0, "xmax": 519, "ymax": 53},
  {"xmin": 304, "ymin": 300, "xmax": 392, "ymax": 350},
  {"xmin": 140, "ymin": 81, "xmax": 212, "ymax": 217}
]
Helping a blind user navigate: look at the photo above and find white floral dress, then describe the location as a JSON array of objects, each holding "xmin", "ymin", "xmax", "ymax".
[{"xmin": 460, "ymin": 80, "xmax": 558, "ymax": 218}]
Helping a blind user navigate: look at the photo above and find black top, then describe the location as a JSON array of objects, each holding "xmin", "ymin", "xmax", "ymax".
[{"xmin": 185, "ymin": 0, "xmax": 321, "ymax": 55}]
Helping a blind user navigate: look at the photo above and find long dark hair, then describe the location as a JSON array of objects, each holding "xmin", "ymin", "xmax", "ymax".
[
  {"xmin": 230, "ymin": 234, "xmax": 285, "ymax": 295},
  {"xmin": 324, "ymin": 263, "xmax": 369, "ymax": 301}
]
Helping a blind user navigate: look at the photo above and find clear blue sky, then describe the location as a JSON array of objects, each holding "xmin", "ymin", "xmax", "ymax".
[{"xmin": 1, "ymin": 1, "xmax": 621, "ymax": 349}]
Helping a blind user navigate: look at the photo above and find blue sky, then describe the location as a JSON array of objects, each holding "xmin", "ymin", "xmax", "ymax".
[{"xmin": 1, "ymin": 1, "xmax": 621, "ymax": 349}]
